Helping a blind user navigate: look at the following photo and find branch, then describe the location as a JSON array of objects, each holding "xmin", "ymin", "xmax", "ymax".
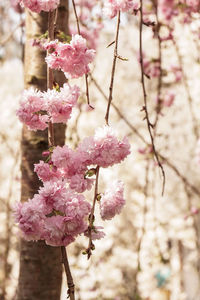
[
  {"xmin": 105, "ymin": 11, "xmax": 121, "ymax": 125},
  {"xmin": 86, "ymin": 166, "xmax": 100, "ymax": 259},
  {"xmin": 153, "ymin": 3, "xmax": 163, "ymax": 134},
  {"xmin": 61, "ymin": 246, "xmax": 75, "ymax": 300},
  {"xmin": 71, "ymin": 0, "xmax": 93, "ymax": 109}
]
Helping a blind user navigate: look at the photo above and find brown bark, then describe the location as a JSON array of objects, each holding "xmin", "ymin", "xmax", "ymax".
[{"xmin": 17, "ymin": 1, "xmax": 69, "ymax": 300}]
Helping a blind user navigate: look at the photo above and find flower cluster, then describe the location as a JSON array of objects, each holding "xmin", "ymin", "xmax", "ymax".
[
  {"xmin": 103, "ymin": 0, "xmax": 139, "ymax": 18},
  {"xmin": 100, "ymin": 180, "xmax": 125, "ymax": 220},
  {"xmin": 17, "ymin": 84, "xmax": 80, "ymax": 131},
  {"xmin": 37, "ymin": 126, "xmax": 130, "ymax": 193},
  {"xmin": 21, "ymin": 0, "xmax": 60, "ymax": 13},
  {"xmin": 45, "ymin": 35, "xmax": 95, "ymax": 79},
  {"xmin": 14, "ymin": 126, "xmax": 130, "ymax": 246},
  {"xmin": 14, "ymin": 182, "xmax": 91, "ymax": 246}
]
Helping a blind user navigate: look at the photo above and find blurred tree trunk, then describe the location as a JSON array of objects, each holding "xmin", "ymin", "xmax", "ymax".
[{"xmin": 17, "ymin": 1, "xmax": 69, "ymax": 299}]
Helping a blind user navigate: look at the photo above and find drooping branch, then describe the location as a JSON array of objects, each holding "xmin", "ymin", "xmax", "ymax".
[
  {"xmin": 61, "ymin": 246, "xmax": 75, "ymax": 300},
  {"xmin": 152, "ymin": 0, "xmax": 163, "ymax": 134},
  {"xmin": 71, "ymin": 0, "xmax": 93, "ymax": 108},
  {"xmin": 105, "ymin": 10, "xmax": 121, "ymax": 125},
  {"xmin": 86, "ymin": 166, "xmax": 100, "ymax": 259}
]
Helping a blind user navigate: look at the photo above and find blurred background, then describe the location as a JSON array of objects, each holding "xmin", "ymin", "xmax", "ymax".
[{"xmin": 1, "ymin": 0, "xmax": 200, "ymax": 299}]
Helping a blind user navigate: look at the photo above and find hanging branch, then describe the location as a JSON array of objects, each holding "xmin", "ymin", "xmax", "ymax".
[
  {"xmin": 47, "ymin": 10, "xmax": 75, "ymax": 300},
  {"xmin": 139, "ymin": 0, "xmax": 165, "ymax": 196},
  {"xmin": 86, "ymin": 166, "xmax": 100, "ymax": 259},
  {"xmin": 61, "ymin": 246, "xmax": 75, "ymax": 300},
  {"xmin": 71, "ymin": 0, "xmax": 93, "ymax": 108},
  {"xmin": 153, "ymin": 1, "xmax": 163, "ymax": 134},
  {"xmin": 90, "ymin": 74, "xmax": 200, "ymax": 197},
  {"xmin": 105, "ymin": 10, "xmax": 121, "ymax": 125}
]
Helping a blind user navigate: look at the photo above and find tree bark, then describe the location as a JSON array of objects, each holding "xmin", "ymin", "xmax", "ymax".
[{"xmin": 17, "ymin": 1, "xmax": 69, "ymax": 299}]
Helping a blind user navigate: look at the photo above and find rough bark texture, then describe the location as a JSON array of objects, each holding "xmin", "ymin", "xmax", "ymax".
[{"xmin": 17, "ymin": 2, "xmax": 69, "ymax": 300}]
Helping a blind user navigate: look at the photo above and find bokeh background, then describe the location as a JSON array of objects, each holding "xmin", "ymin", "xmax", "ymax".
[{"xmin": 1, "ymin": 0, "xmax": 200, "ymax": 299}]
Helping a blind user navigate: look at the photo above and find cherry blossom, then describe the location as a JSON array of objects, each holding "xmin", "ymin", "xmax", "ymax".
[
  {"xmin": 45, "ymin": 35, "xmax": 95, "ymax": 79},
  {"xmin": 103, "ymin": 0, "xmax": 139, "ymax": 18},
  {"xmin": 100, "ymin": 180, "xmax": 125, "ymax": 220},
  {"xmin": 21, "ymin": 0, "xmax": 60, "ymax": 13}
]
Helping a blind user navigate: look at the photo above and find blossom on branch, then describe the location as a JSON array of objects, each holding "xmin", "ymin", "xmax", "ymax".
[
  {"xmin": 16, "ymin": 88, "xmax": 48, "ymax": 131},
  {"xmin": 78, "ymin": 126, "xmax": 131, "ymax": 168},
  {"xmin": 100, "ymin": 180, "xmax": 125, "ymax": 220},
  {"xmin": 103, "ymin": 0, "xmax": 139, "ymax": 18},
  {"xmin": 43, "ymin": 84, "xmax": 80, "ymax": 123},
  {"xmin": 21, "ymin": 0, "xmax": 60, "ymax": 13},
  {"xmin": 45, "ymin": 35, "xmax": 95, "ymax": 79},
  {"xmin": 17, "ymin": 84, "xmax": 79, "ymax": 130},
  {"xmin": 14, "ymin": 181, "xmax": 92, "ymax": 246}
]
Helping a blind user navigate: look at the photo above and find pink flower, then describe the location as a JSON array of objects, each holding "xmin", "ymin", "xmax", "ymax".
[
  {"xmin": 43, "ymin": 84, "xmax": 80, "ymax": 123},
  {"xmin": 38, "ymin": 180, "xmax": 67, "ymax": 213},
  {"xmin": 69, "ymin": 174, "xmax": 94, "ymax": 193},
  {"xmin": 17, "ymin": 88, "xmax": 48, "ymax": 131},
  {"xmin": 21, "ymin": 0, "xmax": 60, "ymax": 13},
  {"xmin": 13, "ymin": 196, "xmax": 46, "ymax": 241},
  {"xmin": 100, "ymin": 181, "xmax": 125, "ymax": 220},
  {"xmin": 103, "ymin": 0, "xmax": 139, "ymax": 18},
  {"xmin": 14, "ymin": 182, "xmax": 92, "ymax": 246},
  {"xmin": 45, "ymin": 35, "xmax": 95, "ymax": 79},
  {"xmin": 34, "ymin": 160, "xmax": 61, "ymax": 182},
  {"xmin": 51, "ymin": 145, "xmax": 76, "ymax": 169},
  {"xmin": 11, "ymin": 0, "xmax": 23, "ymax": 13},
  {"xmin": 163, "ymin": 91, "xmax": 175, "ymax": 107},
  {"xmin": 158, "ymin": 0, "xmax": 178, "ymax": 21},
  {"xmin": 171, "ymin": 65, "xmax": 182, "ymax": 82},
  {"xmin": 78, "ymin": 126, "xmax": 131, "ymax": 168},
  {"xmin": 43, "ymin": 216, "xmax": 75, "ymax": 246}
]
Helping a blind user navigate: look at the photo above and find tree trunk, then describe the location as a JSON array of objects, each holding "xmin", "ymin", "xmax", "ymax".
[{"xmin": 17, "ymin": 2, "xmax": 69, "ymax": 299}]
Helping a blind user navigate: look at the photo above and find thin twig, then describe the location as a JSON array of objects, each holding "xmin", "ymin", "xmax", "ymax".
[
  {"xmin": 105, "ymin": 11, "xmax": 121, "ymax": 125},
  {"xmin": 72, "ymin": 0, "xmax": 81, "ymax": 35},
  {"xmin": 86, "ymin": 166, "xmax": 100, "ymax": 259},
  {"xmin": 153, "ymin": 2, "xmax": 163, "ymax": 134},
  {"xmin": 139, "ymin": 1, "xmax": 165, "ymax": 196},
  {"xmin": 71, "ymin": 0, "xmax": 93, "ymax": 108},
  {"xmin": 61, "ymin": 246, "xmax": 75, "ymax": 300}
]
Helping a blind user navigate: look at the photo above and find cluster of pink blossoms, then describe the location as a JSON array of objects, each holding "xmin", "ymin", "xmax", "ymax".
[
  {"xmin": 100, "ymin": 181, "xmax": 125, "ymax": 220},
  {"xmin": 14, "ymin": 182, "xmax": 91, "ymax": 246},
  {"xmin": 45, "ymin": 35, "xmax": 95, "ymax": 79},
  {"xmin": 103, "ymin": 0, "xmax": 139, "ymax": 18},
  {"xmin": 14, "ymin": 126, "xmax": 130, "ymax": 246},
  {"xmin": 15, "ymin": 0, "xmax": 131, "ymax": 248},
  {"xmin": 21, "ymin": 0, "xmax": 60, "ymax": 13},
  {"xmin": 16, "ymin": 84, "xmax": 80, "ymax": 131}
]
